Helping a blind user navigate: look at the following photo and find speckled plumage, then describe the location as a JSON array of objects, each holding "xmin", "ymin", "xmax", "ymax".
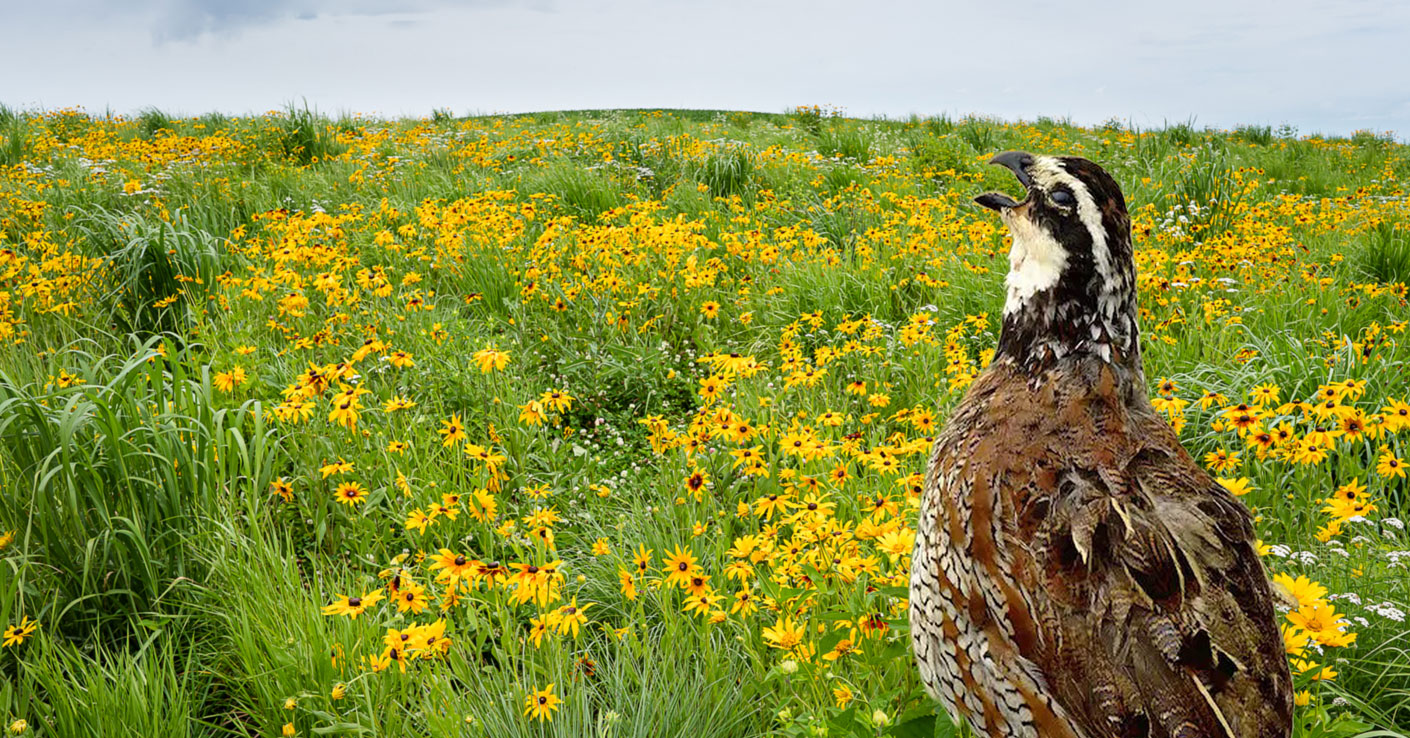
[{"xmin": 909, "ymin": 153, "xmax": 1293, "ymax": 738}]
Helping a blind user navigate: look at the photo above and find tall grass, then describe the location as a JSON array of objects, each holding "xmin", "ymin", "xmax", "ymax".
[
  {"xmin": 695, "ymin": 146, "xmax": 757, "ymax": 198},
  {"xmin": 19, "ymin": 635, "xmax": 210, "ymax": 738},
  {"xmin": 1357, "ymin": 221, "xmax": 1410, "ymax": 284},
  {"xmin": 137, "ymin": 107, "xmax": 175, "ymax": 140},
  {"xmin": 71, "ymin": 208, "xmax": 227, "ymax": 339},
  {"xmin": 0, "ymin": 104, "xmax": 28, "ymax": 166},
  {"xmin": 273, "ymin": 103, "xmax": 347, "ymax": 165},
  {"xmin": 0, "ymin": 338, "xmax": 281, "ymax": 644},
  {"xmin": 817, "ymin": 126, "xmax": 873, "ymax": 162},
  {"xmin": 519, "ymin": 165, "xmax": 625, "ymax": 221}
]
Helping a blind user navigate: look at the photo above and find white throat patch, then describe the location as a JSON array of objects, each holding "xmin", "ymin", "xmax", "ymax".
[
  {"xmin": 1000, "ymin": 155, "xmax": 1116, "ymax": 317},
  {"xmin": 1002, "ymin": 206, "xmax": 1067, "ymax": 316}
]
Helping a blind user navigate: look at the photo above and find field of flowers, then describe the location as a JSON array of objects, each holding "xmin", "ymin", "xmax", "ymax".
[{"xmin": 0, "ymin": 104, "xmax": 1408, "ymax": 738}]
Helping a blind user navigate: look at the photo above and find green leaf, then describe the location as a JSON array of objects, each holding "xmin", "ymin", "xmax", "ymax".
[{"xmin": 889, "ymin": 714, "xmax": 937, "ymax": 738}]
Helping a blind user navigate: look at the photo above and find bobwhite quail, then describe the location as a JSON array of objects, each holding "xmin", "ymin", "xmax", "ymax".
[{"xmin": 909, "ymin": 152, "xmax": 1293, "ymax": 738}]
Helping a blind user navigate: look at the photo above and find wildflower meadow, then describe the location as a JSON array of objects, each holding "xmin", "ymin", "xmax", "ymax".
[{"xmin": 0, "ymin": 105, "xmax": 1407, "ymax": 738}]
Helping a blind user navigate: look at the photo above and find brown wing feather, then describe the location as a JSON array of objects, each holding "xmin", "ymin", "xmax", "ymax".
[
  {"xmin": 912, "ymin": 359, "xmax": 1292, "ymax": 738},
  {"xmin": 1024, "ymin": 365, "xmax": 1291, "ymax": 738}
]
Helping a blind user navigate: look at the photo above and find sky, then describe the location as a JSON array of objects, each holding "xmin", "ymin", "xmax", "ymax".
[{"xmin": 3, "ymin": 0, "xmax": 1409, "ymax": 137}]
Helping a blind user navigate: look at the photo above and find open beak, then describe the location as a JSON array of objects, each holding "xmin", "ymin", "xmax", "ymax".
[{"xmin": 974, "ymin": 151, "xmax": 1035, "ymax": 212}]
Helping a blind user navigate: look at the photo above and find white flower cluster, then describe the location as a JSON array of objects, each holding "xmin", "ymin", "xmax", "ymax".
[
  {"xmin": 1290, "ymin": 550, "xmax": 1319, "ymax": 566},
  {"xmin": 1366, "ymin": 602, "xmax": 1406, "ymax": 622}
]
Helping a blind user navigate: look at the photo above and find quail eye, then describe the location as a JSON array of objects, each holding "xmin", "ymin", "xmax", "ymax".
[{"xmin": 1050, "ymin": 190, "xmax": 1075, "ymax": 207}]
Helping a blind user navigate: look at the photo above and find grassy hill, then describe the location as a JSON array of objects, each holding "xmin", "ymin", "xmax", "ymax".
[{"xmin": 1, "ymin": 104, "xmax": 1408, "ymax": 737}]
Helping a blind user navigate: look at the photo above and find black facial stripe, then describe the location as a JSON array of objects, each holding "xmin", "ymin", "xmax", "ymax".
[{"xmin": 995, "ymin": 154, "xmax": 1139, "ymax": 374}]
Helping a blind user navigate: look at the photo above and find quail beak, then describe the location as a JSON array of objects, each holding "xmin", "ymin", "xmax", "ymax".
[{"xmin": 974, "ymin": 150, "xmax": 1035, "ymax": 212}]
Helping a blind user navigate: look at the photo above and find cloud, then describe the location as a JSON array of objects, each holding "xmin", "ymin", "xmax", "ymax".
[
  {"xmin": 151, "ymin": 0, "xmax": 525, "ymax": 42},
  {"xmin": 156, "ymin": 0, "xmax": 315, "ymax": 40},
  {"xmin": 1, "ymin": 0, "xmax": 1406, "ymax": 135}
]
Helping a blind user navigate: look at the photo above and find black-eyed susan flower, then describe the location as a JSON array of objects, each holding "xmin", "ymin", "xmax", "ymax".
[
  {"xmin": 1377, "ymin": 446, "xmax": 1405, "ymax": 478},
  {"xmin": 555, "ymin": 598, "xmax": 592, "ymax": 637},
  {"xmin": 269, "ymin": 478, "xmax": 294, "ymax": 502},
  {"xmin": 438, "ymin": 414, "xmax": 467, "ymax": 446},
  {"xmin": 394, "ymin": 580, "xmax": 429, "ymax": 614},
  {"xmin": 473, "ymin": 346, "xmax": 510, "ymax": 373},
  {"xmin": 523, "ymin": 683, "xmax": 559, "ymax": 722},
  {"xmin": 661, "ymin": 546, "xmax": 698, "ymax": 588},
  {"xmin": 333, "ymin": 481, "xmax": 368, "ymax": 506},
  {"xmin": 2, "ymin": 616, "xmax": 38, "ymax": 648},
  {"xmin": 429, "ymin": 549, "xmax": 475, "ymax": 580},
  {"xmin": 319, "ymin": 459, "xmax": 353, "ymax": 478},
  {"xmin": 322, "ymin": 590, "xmax": 383, "ymax": 619}
]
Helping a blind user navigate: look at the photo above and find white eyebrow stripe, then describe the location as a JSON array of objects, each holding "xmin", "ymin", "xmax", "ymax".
[{"xmin": 1029, "ymin": 156, "xmax": 1115, "ymax": 299}]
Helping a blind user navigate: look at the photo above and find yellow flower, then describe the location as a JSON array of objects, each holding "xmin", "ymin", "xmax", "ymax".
[
  {"xmin": 661, "ymin": 546, "xmax": 699, "ymax": 588},
  {"xmin": 213, "ymin": 366, "xmax": 247, "ymax": 393},
  {"xmin": 761, "ymin": 616, "xmax": 807, "ymax": 652},
  {"xmin": 319, "ymin": 459, "xmax": 353, "ymax": 478},
  {"xmin": 1377, "ymin": 446, "xmax": 1405, "ymax": 479},
  {"xmin": 321, "ymin": 590, "xmax": 383, "ymax": 619},
  {"xmin": 832, "ymin": 685, "xmax": 854, "ymax": 708},
  {"xmin": 523, "ymin": 683, "xmax": 560, "ymax": 722},
  {"xmin": 282, "ymin": 723, "xmax": 296, "ymax": 737},
  {"xmin": 539, "ymin": 389, "xmax": 574, "ymax": 413},
  {"xmin": 518, "ymin": 400, "xmax": 546, "ymax": 426},
  {"xmin": 330, "ymin": 683, "xmax": 346, "ymax": 700},
  {"xmin": 383, "ymin": 396, "xmax": 416, "ymax": 412},
  {"xmin": 438, "ymin": 414, "xmax": 467, "ymax": 446},
  {"xmin": 473, "ymin": 346, "xmax": 510, "ymax": 373},
  {"xmin": 428, "ymin": 548, "xmax": 475, "ymax": 579},
  {"xmin": 333, "ymin": 481, "xmax": 368, "ymax": 506},
  {"xmin": 617, "ymin": 569, "xmax": 637, "ymax": 600},
  {"xmin": 2, "ymin": 616, "xmax": 39, "ymax": 647},
  {"xmin": 1271, "ymin": 574, "xmax": 1327, "ymax": 610},
  {"xmin": 556, "ymin": 598, "xmax": 593, "ymax": 637},
  {"xmin": 1286, "ymin": 601, "xmax": 1352, "ymax": 646},
  {"xmin": 1216, "ymin": 477, "xmax": 1252, "ymax": 497}
]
